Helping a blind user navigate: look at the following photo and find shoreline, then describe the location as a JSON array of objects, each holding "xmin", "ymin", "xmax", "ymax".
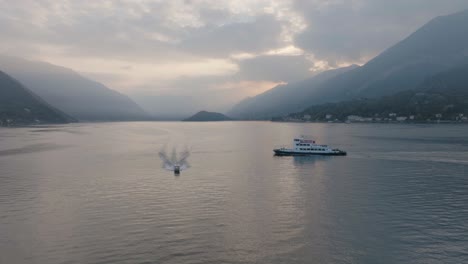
[{"xmin": 271, "ymin": 120, "xmax": 468, "ymax": 125}]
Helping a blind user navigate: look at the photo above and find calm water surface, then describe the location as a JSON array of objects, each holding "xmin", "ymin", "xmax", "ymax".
[{"xmin": 1, "ymin": 122, "xmax": 467, "ymax": 264}]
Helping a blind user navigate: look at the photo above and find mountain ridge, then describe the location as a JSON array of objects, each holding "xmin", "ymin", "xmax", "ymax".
[
  {"xmin": 0, "ymin": 70, "xmax": 72, "ymax": 126},
  {"xmin": 308, "ymin": 9, "xmax": 468, "ymax": 102},
  {"xmin": 0, "ymin": 56, "xmax": 150, "ymax": 121},
  {"xmin": 280, "ymin": 63, "xmax": 468, "ymax": 122}
]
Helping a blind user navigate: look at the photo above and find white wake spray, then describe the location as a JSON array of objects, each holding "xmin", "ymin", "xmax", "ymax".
[{"xmin": 159, "ymin": 147, "xmax": 191, "ymax": 172}]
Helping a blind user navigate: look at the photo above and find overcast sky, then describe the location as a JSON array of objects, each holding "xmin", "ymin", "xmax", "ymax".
[{"xmin": 1, "ymin": 0, "xmax": 468, "ymax": 111}]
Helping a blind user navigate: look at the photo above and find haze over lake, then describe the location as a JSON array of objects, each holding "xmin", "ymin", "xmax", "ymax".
[{"xmin": 1, "ymin": 122, "xmax": 467, "ymax": 264}]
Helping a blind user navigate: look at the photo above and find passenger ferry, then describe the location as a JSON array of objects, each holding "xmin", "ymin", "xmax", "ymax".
[{"xmin": 274, "ymin": 136, "xmax": 347, "ymax": 156}]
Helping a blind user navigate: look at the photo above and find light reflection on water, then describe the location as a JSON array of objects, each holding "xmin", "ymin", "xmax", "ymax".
[{"xmin": 0, "ymin": 122, "xmax": 467, "ymax": 264}]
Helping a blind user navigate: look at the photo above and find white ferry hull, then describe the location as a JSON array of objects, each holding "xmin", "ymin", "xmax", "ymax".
[{"xmin": 274, "ymin": 148, "xmax": 347, "ymax": 156}]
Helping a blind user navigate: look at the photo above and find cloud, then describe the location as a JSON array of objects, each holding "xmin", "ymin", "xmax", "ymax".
[
  {"xmin": 0, "ymin": 0, "xmax": 292, "ymax": 62},
  {"xmin": 179, "ymin": 14, "xmax": 284, "ymax": 57}
]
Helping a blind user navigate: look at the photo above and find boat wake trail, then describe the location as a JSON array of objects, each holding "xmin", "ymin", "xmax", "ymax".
[{"xmin": 159, "ymin": 147, "xmax": 191, "ymax": 172}]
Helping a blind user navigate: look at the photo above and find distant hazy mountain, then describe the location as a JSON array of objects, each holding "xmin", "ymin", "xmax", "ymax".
[
  {"xmin": 231, "ymin": 9, "xmax": 468, "ymax": 119},
  {"xmin": 183, "ymin": 111, "xmax": 232, "ymax": 121},
  {"xmin": 283, "ymin": 63, "xmax": 468, "ymax": 122},
  {"xmin": 0, "ymin": 56, "xmax": 149, "ymax": 121},
  {"xmin": 0, "ymin": 71, "xmax": 70, "ymax": 126},
  {"xmin": 131, "ymin": 95, "xmax": 201, "ymax": 120},
  {"xmin": 228, "ymin": 65, "xmax": 359, "ymax": 119}
]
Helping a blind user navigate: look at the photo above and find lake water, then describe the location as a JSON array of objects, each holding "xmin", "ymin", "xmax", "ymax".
[{"xmin": 1, "ymin": 122, "xmax": 467, "ymax": 264}]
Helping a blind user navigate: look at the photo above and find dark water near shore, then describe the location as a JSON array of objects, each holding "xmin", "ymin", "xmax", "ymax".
[{"xmin": 1, "ymin": 122, "xmax": 467, "ymax": 264}]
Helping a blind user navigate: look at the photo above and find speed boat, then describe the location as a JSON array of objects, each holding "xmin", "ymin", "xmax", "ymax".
[
  {"xmin": 174, "ymin": 165, "xmax": 181, "ymax": 175},
  {"xmin": 274, "ymin": 136, "xmax": 346, "ymax": 156}
]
